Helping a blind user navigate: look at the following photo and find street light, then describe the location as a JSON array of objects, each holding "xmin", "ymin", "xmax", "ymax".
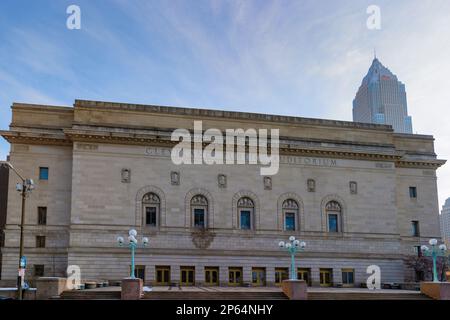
[
  {"xmin": 0, "ymin": 161, "xmax": 34, "ymax": 300},
  {"xmin": 421, "ymin": 238, "xmax": 447, "ymax": 282},
  {"xmin": 278, "ymin": 236, "xmax": 306, "ymax": 280},
  {"xmin": 117, "ymin": 229, "xmax": 149, "ymax": 278}
]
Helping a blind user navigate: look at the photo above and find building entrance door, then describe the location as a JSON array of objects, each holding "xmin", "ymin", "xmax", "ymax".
[
  {"xmin": 228, "ymin": 267, "xmax": 243, "ymax": 286},
  {"xmin": 205, "ymin": 267, "xmax": 219, "ymax": 286},
  {"xmin": 155, "ymin": 266, "xmax": 170, "ymax": 285},
  {"xmin": 180, "ymin": 267, "xmax": 195, "ymax": 286},
  {"xmin": 297, "ymin": 268, "xmax": 311, "ymax": 286},
  {"xmin": 252, "ymin": 267, "xmax": 266, "ymax": 286},
  {"xmin": 275, "ymin": 268, "xmax": 288, "ymax": 285},
  {"xmin": 130, "ymin": 265, "xmax": 145, "ymax": 282},
  {"xmin": 320, "ymin": 268, "xmax": 333, "ymax": 287}
]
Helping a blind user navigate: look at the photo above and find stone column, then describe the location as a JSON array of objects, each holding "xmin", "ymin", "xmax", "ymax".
[
  {"xmin": 311, "ymin": 268, "xmax": 320, "ymax": 287},
  {"xmin": 121, "ymin": 277, "xmax": 143, "ymax": 300},
  {"xmin": 195, "ymin": 265, "xmax": 204, "ymax": 286},
  {"xmin": 333, "ymin": 268, "xmax": 342, "ymax": 287},
  {"xmin": 281, "ymin": 280, "xmax": 307, "ymax": 300},
  {"xmin": 146, "ymin": 265, "xmax": 155, "ymax": 286},
  {"xmin": 219, "ymin": 266, "xmax": 228, "ymax": 286},
  {"xmin": 171, "ymin": 265, "xmax": 180, "ymax": 286},
  {"xmin": 266, "ymin": 266, "xmax": 276, "ymax": 286},
  {"xmin": 243, "ymin": 266, "xmax": 252, "ymax": 286}
]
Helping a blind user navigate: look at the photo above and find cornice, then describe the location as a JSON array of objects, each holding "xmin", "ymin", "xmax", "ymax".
[
  {"xmin": 74, "ymin": 99, "xmax": 394, "ymax": 132},
  {"xmin": 2, "ymin": 128, "xmax": 445, "ymax": 168},
  {"xmin": 0, "ymin": 130, "xmax": 71, "ymax": 146}
]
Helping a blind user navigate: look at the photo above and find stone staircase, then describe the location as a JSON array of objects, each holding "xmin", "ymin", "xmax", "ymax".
[
  {"xmin": 58, "ymin": 290, "xmax": 121, "ymax": 300},
  {"xmin": 307, "ymin": 291, "xmax": 431, "ymax": 300},
  {"xmin": 143, "ymin": 291, "xmax": 288, "ymax": 300},
  {"xmin": 56, "ymin": 288, "xmax": 431, "ymax": 300}
]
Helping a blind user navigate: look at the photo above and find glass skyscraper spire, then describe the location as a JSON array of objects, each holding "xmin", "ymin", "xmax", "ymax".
[{"xmin": 353, "ymin": 57, "xmax": 413, "ymax": 133}]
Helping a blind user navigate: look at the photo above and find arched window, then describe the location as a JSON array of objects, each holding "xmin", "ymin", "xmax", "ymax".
[
  {"xmin": 143, "ymin": 192, "xmax": 160, "ymax": 227},
  {"xmin": 283, "ymin": 199, "xmax": 299, "ymax": 231},
  {"xmin": 191, "ymin": 195, "xmax": 208, "ymax": 229},
  {"xmin": 238, "ymin": 197, "xmax": 254, "ymax": 230},
  {"xmin": 326, "ymin": 201, "xmax": 342, "ymax": 233}
]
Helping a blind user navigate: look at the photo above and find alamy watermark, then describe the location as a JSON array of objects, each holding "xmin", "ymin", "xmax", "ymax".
[
  {"xmin": 171, "ymin": 121, "xmax": 280, "ymax": 175},
  {"xmin": 66, "ymin": 5, "xmax": 81, "ymax": 30},
  {"xmin": 367, "ymin": 5, "xmax": 381, "ymax": 30},
  {"xmin": 366, "ymin": 265, "xmax": 381, "ymax": 289}
]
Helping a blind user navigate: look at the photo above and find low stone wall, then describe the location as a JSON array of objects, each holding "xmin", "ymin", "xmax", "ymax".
[{"xmin": 0, "ymin": 288, "xmax": 36, "ymax": 300}]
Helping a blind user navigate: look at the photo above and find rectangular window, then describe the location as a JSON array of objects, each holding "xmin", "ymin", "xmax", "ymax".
[
  {"xmin": 39, "ymin": 167, "xmax": 49, "ymax": 180},
  {"xmin": 180, "ymin": 266, "xmax": 195, "ymax": 286},
  {"xmin": 34, "ymin": 265, "xmax": 44, "ymax": 277},
  {"xmin": 285, "ymin": 212, "xmax": 296, "ymax": 231},
  {"xmin": 204, "ymin": 267, "xmax": 219, "ymax": 286},
  {"xmin": 297, "ymin": 268, "xmax": 311, "ymax": 286},
  {"xmin": 38, "ymin": 207, "xmax": 47, "ymax": 225},
  {"xmin": 328, "ymin": 214, "xmax": 338, "ymax": 232},
  {"xmin": 145, "ymin": 207, "xmax": 157, "ymax": 226},
  {"xmin": 228, "ymin": 267, "xmax": 243, "ymax": 286},
  {"xmin": 36, "ymin": 236, "xmax": 46, "ymax": 248},
  {"xmin": 155, "ymin": 266, "xmax": 170, "ymax": 285},
  {"xmin": 275, "ymin": 268, "xmax": 289, "ymax": 285},
  {"xmin": 194, "ymin": 209, "xmax": 205, "ymax": 228},
  {"xmin": 412, "ymin": 221, "xmax": 420, "ymax": 237},
  {"xmin": 240, "ymin": 210, "xmax": 251, "ymax": 230},
  {"xmin": 251, "ymin": 267, "xmax": 266, "ymax": 286},
  {"xmin": 409, "ymin": 186, "xmax": 417, "ymax": 198},
  {"xmin": 414, "ymin": 246, "xmax": 422, "ymax": 257},
  {"xmin": 342, "ymin": 269, "xmax": 355, "ymax": 286}
]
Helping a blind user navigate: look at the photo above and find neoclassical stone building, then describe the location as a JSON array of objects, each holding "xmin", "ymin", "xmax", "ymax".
[{"xmin": 0, "ymin": 100, "xmax": 445, "ymax": 287}]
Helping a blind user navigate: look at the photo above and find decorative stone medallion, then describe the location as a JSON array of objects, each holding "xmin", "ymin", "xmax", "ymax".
[
  {"xmin": 191, "ymin": 228, "xmax": 215, "ymax": 249},
  {"xmin": 218, "ymin": 174, "xmax": 227, "ymax": 188},
  {"xmin": 170, "ymin": 171, "xmax": 180, "ymax": 185},
  {"xmin": 121, "ymin": 168, "xmax": 131, "ymax": 183},
  {"xmin": 263, "ymin": 176, "xmax": 272, "ymax": 190}
]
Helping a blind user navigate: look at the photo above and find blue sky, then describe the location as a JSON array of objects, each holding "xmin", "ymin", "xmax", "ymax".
[{"xmin": 1, "ymin": 0, "xmax": 450, "ymax": 206}]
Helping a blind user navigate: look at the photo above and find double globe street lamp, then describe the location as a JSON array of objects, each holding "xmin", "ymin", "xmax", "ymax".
[
  {"xmin": 117, "ymin": 229, "xmax": 149, "ymax": 279},
  {"xmin": 0, "ymin": 161, "xmax": 35, "ymax": 300},
  {"xmin": 421, "ymin": 238, "xmax": 447, "ymax": 282},
  {"xmin": 278, "ymin": 236, "xmax": 306, "ymax": 280}
]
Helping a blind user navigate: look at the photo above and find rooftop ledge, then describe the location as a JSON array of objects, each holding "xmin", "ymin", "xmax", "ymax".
[
  {"xmin": 73, "ymin": 99, "xmax": 394, "ymax": 131},
  {"xmin": 10, "ymin": 100, "xmax": 428, "ymax": 136}
]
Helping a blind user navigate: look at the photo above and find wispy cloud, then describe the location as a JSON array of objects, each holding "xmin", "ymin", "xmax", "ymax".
[{"xmin": 1, "ymin": 0, "xmax": 450, "ymax": 206}]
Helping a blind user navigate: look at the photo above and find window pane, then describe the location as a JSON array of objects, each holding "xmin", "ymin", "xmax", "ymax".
[
  {"xmin": 240, "ymin": 210, "xmax": 251, "ymax": 230},
  {"xmin": 146, "ymin": 207, "xmax": 157, "ymax": 226},
  {"xmin": 38, "ymin": 207, "xmax": 47, "ymax": 225},
  {"xmin": 285, "ymin": 212, "xmax": 295, "ymax": 231},
  {"xmin": 412, "ymin": 221, "xmax": 420, "ymax": 236},
  {"xmin": 409, "ymin": 187, "xmax": 417, "ymax": 198},
  {"xmin": 39, "ymin": 167, "xmax": 49, "ymax": 180},
  {"xmin": 328, "ymin": 214, "xmax": 338, "ymax": 232},
  {"xmin": 194, "ymin": 209, "xmax": 205, "ymax": 227},
  {"xmin": 342, "ymin": 270, "xmax": 354, "ymax": 284}
]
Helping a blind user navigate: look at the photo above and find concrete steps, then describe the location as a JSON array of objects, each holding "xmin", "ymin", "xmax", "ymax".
[
  {"xmin": 307, "ymin": 291, "xmax": 431, "ymax": 300},
  {"xmin": 57, "ymin": 289, "xmax": 431, "ymax": 300},
  {"xmin": 59, "ymin": 290, "xmax": 121, "ymax": 300},
  {"xmin": 143, "ymin": 291, "xmax": 288, "ymax": 300}
]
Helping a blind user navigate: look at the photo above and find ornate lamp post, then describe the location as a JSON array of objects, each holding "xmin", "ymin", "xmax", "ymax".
[
  {"xmin": 278, "ymin": 236, "xmax": 306, "ymax": 280},
  {"xmin": 0, "ymin": 161, "xmax": 35, "ymax": 300},
  {"xmin": 421, "ymin": 238, "xmax": 447, "ymax": 282},
  {"xmin": 117, "ymin": 229, "xmax": 148, "ymax": 278}
]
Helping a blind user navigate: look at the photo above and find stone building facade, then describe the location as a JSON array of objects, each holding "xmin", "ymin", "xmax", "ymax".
[
  {"xmin": 0, "ymin": 100, "xmax": 445, "ymax": 287},
  {"xmin": 0, "ymin": 162, "xmax": 9, "ymax": 279}
]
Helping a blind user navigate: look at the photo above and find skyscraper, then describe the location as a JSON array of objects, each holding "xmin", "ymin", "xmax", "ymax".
[
  {"xmin": 353, "ymin": 57, "xmax": 413, "ymax": 133},
  {"xmin": 440, "ymin": 198, "xmax": 450, "ymax": 244}
]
